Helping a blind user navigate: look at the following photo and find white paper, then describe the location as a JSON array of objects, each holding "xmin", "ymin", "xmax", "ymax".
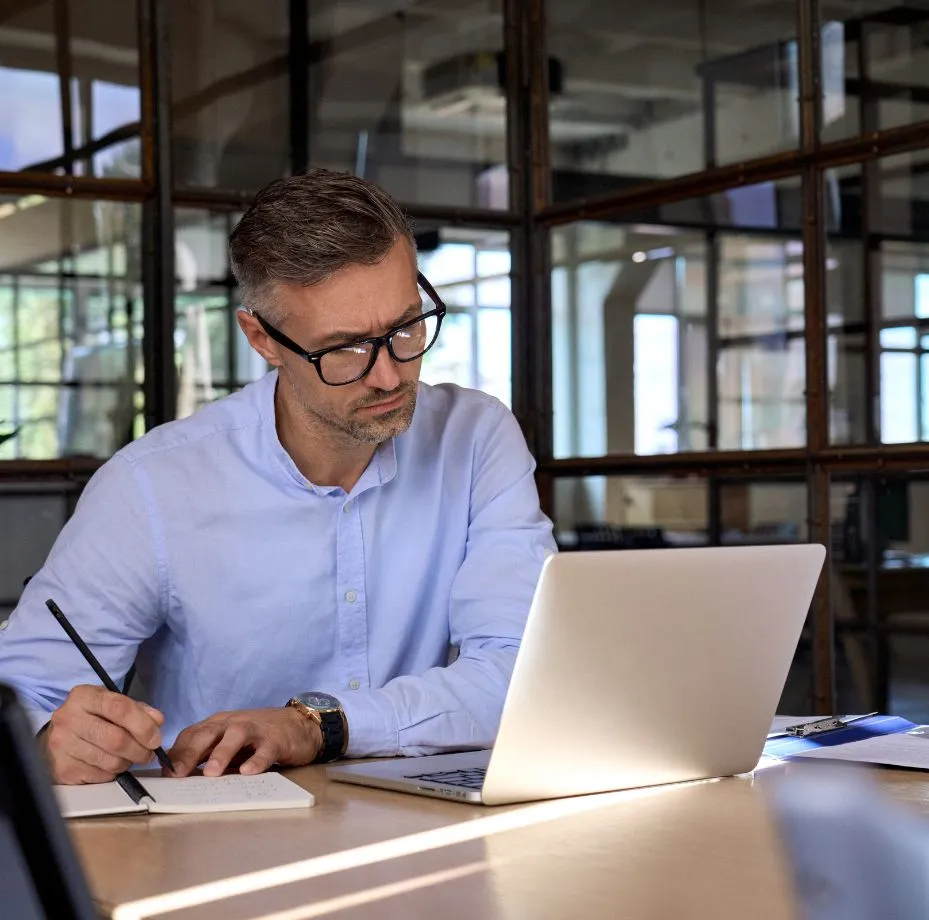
[
  {"xmin": 768, "ymin": 714, "xmax": 869, "ymax": 737},
  {"xmin": 142, "ymin": 773, "xmax": 314, "ymax": 814},
  {"xmin": 55, "ymin": 772, "xmax": 313, "ymax": 818},
  {"xmin": 793, "ymin": 726, "xmax": 929, "ymax": 770},
  {"xmin": 54, "ymin": 782, "xmax": 147, "ymax": 819}
]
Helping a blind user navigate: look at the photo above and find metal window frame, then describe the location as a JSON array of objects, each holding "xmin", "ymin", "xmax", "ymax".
[{"xmin": 4, "ymin": 0, "xmax": 929, "ymax": 712}]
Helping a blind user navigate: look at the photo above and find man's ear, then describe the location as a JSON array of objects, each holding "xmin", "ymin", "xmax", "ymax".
[{"xmin": 236, "ymin": 310, "xmax": 282, "ymax": 367}]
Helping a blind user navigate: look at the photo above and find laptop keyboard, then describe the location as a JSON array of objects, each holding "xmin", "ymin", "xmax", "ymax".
[{"xmin": 403, "ymin": 767, "xmax": 487, "ymax": 789}]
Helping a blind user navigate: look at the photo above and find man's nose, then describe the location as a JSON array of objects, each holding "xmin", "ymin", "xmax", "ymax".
[{"xmin": 365, "ymin": 343, "xmax": 402, "ymax": 390}]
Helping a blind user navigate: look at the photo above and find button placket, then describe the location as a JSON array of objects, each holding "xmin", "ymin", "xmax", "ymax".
[{"xmin": 335, "ymin": 499, "xmax": 369, "ymax": 692}]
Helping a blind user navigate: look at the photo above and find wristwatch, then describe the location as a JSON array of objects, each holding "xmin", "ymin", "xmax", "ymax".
[{"xmin": 286, "ymin": 692, "xmax": 348, "ymax": 763}]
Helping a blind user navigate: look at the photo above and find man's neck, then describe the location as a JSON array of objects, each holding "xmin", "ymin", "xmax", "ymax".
[{"xmin": 274, "ymin": 384, "xmax": 377, "ymax": 494}]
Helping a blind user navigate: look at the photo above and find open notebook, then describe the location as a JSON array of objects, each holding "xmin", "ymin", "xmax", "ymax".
[{"xmin": 54, "ymin": 772, "xmax": 314, "ymax": 819}]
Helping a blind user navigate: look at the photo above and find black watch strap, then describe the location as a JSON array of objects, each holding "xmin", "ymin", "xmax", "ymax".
[{"xmin": 314, "ymin": 710, "xmax": 347, "ymax": 764}]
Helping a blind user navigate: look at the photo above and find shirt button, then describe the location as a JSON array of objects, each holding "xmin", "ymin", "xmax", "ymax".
[
  {"xmin": 345, "ymin": 589, "xmax": 357, "ymax": 603},
  {"xmin": 349, "ymin": 679, "xmax": 361, "ymax": 690},
  {"xmin": 343, "ymin": 502, "xmax": 352, "ymax": 513},
  {"xmin": 0, "ymin": 619, "xmax": 8, "ymax": 631}
]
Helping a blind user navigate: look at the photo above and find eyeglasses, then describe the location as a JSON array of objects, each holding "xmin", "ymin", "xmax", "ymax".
[{"xmin": 249, "ymin": 272, "xmax": 447, "ymax": 386}]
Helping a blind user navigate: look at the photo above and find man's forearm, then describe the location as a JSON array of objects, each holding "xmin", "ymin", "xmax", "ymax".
[{"xmin": 339, "ymin": 646, "xmax": 516, "ymax": 758}]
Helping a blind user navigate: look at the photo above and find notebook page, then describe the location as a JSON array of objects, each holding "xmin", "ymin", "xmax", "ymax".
[
  {"xmin": 140, "ymin": 773, "xmax": 314, "ymax": 814},
  {"xmin": 54, "ymin": 782, "xmax": 148, "ymax": 819}
]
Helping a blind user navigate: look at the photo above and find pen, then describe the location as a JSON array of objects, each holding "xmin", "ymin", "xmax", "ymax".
[{"xmin": 44, "ymin": 598, "xmax": 174, "ymax": 774}]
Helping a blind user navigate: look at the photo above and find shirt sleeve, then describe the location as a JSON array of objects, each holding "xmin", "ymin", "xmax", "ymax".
[
  {"xmin": 340, "ymin": 401, "xmax": 556, "ymax": 757},
  {"xmin": 0, "ymin": 454, "xmax": 165, "ymax": 732}
]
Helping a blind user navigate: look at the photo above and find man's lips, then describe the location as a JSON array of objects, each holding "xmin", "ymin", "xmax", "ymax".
[{"xmin": 357, "ymin": 392, "xmax": 407, "ymax": 412}]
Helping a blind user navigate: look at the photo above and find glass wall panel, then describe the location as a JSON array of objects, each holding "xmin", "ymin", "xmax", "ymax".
[
  {"xmin": 827, "ymin": 150, "xmax": 929, "ymax": 444},
  {"xmin": 0, "ymin": 0, "xmax": 141, "ymax": 178},
  {"xmin": 169, "ymin": 2, "xmax": 289, "ymax": 192},
  {"xmin": 417, "ymin": 227, "xmax": 511, "ymax": 406},
  {"xmin": 832, "ymin": 474, "xmax": 929, "ymax": 720},
  {"xmin": 174, "ymin": 209, "xmax": 267, "ymax": 419},
  {"xmin": 555, "ymin": 476, "xmax": 808, "ymax": 548},
  {"xmin": 169, "ymin": 0, "xmax": 508, "ymax": 209},
  {"xmin": 546, "ymin": 0, "xmax": 799, "ymax": 201},
  {"xmin": 551, "ymin": 179, "xmax": 804, "ymax": 459},
  {"xmin": 820, "ymin": 2, "xmax": 929, "ymax": 142},
  {"xmin": 719, "ymin": 479, "xmax": 808, "ymax": 545},
  {"xmin": 552, "ymin": 474, "xmax": 708, "ymax": 550},
  {"xmin": 0, "ymin": 195, "xmax": 142, "ymax": 459},
  {"xmin": 717, "ymin": 235, "xmax": 806, "ymax": 450}
]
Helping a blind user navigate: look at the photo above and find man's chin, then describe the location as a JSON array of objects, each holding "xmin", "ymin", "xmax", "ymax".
[{"xmin": 350, "ymin": 393, "xmax": 416, "ymax": 443}]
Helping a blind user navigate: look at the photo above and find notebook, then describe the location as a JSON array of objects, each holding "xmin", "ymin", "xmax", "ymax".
[{"xmin": 54, "ymin": 771, "xmax": 314, "ymax": 819}]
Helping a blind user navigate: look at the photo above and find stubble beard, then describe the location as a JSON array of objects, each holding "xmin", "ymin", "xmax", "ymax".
[{"xmin": 284, "ymin": 370, "xmax": 418, "ymax": 446}]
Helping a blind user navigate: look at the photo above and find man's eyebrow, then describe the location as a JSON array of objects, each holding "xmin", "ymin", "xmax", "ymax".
[{"xmin": 316, "ymin": 303, "xmax": 423, "ymax": 347}]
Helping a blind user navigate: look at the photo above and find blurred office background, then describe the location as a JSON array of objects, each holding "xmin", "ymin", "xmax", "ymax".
[{"xmin": 4, "ymin": 0, "xmax": 929, "ymax": 719}]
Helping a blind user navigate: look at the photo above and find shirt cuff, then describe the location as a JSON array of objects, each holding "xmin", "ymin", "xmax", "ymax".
[{"xmin": 339, "ymin": 690, "xmax": 400, "ymax": 758}]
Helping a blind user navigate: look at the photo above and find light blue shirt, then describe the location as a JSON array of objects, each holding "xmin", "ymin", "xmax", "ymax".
[{"xmin": 0, "ymin": 373, "xmax": 555, "ymax": 757}]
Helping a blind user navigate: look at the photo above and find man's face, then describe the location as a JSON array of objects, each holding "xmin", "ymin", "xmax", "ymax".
[{"xmin": 261, "ymin": 238, "xmax": 425, "ymax": 445}]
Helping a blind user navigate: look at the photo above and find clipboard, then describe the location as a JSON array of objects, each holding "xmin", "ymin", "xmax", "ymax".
[{"xmin": 764, "ymin": 714, "xmax": 918, "ymax": 761}]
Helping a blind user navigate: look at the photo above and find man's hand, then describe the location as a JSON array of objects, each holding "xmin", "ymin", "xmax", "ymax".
[
  {"xmin": 167, "ymin": 708, "xmax": 322, "ymax": 778},
  {"xmin": 45, "ymin": 685, "xmax": 166, "ymax": 785}
]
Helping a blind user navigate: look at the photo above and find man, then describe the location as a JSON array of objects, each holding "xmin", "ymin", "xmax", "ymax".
[{"xmin": 0, "ymin": 169, "xmax": 555, "ymax": 785}]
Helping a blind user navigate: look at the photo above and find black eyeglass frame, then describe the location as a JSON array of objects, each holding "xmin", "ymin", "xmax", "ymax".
[{"xmin": 248, "ymin": 272, "xmax": 447, "ymax": 386}]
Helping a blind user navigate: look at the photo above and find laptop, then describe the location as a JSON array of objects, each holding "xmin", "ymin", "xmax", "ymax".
[
  {"xmin": 0, "ymin": 682, "xmax": 99, "ymax": 920},
  {"xmin": 329, "ymin": 544, "xmax": 826, "ymax": 806}
]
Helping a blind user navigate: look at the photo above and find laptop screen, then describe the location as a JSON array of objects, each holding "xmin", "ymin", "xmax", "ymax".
[{"xmin": 0, "ymin": 683, "xmax": 98, "ymax": 920}]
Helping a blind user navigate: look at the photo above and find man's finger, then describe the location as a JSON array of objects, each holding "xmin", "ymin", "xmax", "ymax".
[
  {"xmin": 54, "ymin": 751, "xmax": 116, "ymax": 786},
  {"xmin": 79, "ymin": 688, "xmax": 164, "ymax": 751},
  {"xmin": 202, "ymin": 723, "xmax": 256, "ymax": 778},
  {"xmin": 238, "ymin": 742, "xmax": 278, "ymax": 776},
  {"xmin": 141, "ymin": 704, "xmax": 165, "ymax": 726},
  {"xmin": 59, "ymin": 734, "xmax": 133, "ymax": 777},
  {"xmin": 168, "ymin": 723, "xmax": 224, "ymax": 777},
  {"xmin": 78, "ymin": 716, "xmax": 156, "ymax": 765}
]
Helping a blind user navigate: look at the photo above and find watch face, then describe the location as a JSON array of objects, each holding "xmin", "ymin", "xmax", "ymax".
[{"xmin": 296, "ymin": 691, "xmax": 340, "ymax": 711}]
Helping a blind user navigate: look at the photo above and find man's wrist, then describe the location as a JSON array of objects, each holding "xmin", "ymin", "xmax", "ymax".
[
  {"xmin": 286, "ymin": 693, "xmax": 347, "ymax": 763},
  {"xmin": 286, "ymin": 706, "xmax": 323, "ymax": 764}
]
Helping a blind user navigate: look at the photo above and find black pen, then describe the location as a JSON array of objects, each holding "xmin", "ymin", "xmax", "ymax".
[{"xmin": 44, "ymin": 598, "xmax": 174, "ymax": 773}]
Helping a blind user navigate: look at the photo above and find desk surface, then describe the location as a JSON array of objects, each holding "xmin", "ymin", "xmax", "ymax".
[{"xmin": 68, "ymin": 763, "xmax": 929, "ymax": 920}]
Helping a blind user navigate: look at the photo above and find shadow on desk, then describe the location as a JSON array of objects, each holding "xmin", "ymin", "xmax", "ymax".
[{"xmin": 772, "ymin": 765, "xmax": 929, "ymax": 920}]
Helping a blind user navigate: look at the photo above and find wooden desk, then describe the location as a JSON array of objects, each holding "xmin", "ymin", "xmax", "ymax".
[{"xmin": 68, "ymin": 763, "xmax": 929, "ymax": 920}]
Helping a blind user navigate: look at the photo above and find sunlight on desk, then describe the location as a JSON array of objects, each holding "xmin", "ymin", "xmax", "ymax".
[
  {"xmin": 225, "ymin": 863, "xmax": 489, "ymax": 920},
  {"xmin": 110, "ymin": 780, "xmax": 711, "ymax": 920}
]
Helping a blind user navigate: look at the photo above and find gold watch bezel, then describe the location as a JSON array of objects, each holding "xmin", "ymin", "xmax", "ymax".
[
  {"xmin": 287, "ymin": 697, "xmax": 323, "ymax": 725},
  {"xmin": 286, "ymin": 697, "xmax": 349, "ymax": 757}
]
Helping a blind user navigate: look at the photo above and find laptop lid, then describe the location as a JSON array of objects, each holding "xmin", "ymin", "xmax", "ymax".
[
  {"xmin": 0, "ymin": 683, "xmax": 99, "ymax": 920},
  {"xmin": 480, "ymin": 544, "xmax": 825, "ymax": 805}
]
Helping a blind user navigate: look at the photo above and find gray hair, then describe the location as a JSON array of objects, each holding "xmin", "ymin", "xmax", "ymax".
[{"xmin": 229, "ymin": 168, "xmax": 416, "ymax": 323}]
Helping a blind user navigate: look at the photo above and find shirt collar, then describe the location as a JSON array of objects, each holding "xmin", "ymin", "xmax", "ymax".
[{"xmin": 259, "ymin": 370, "xmax": 399, "ymax": 496}]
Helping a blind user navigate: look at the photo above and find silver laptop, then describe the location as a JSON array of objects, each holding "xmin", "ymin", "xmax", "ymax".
[{"xmin": 328, "ymin": 544, "xmax": 826, "ymax": 806}]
